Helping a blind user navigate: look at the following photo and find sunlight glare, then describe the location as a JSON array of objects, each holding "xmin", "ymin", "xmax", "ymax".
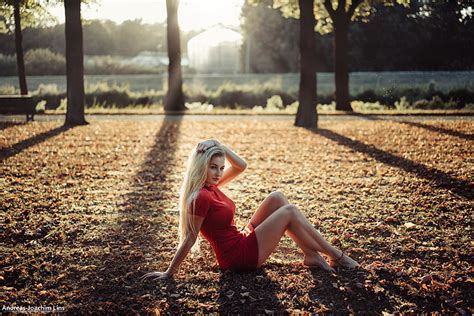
[{"xmin": 47, "ymin": 0, "xmax": 244, "ymax": 31}]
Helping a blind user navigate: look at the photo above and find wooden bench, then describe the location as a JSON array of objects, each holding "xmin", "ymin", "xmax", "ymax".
[{"xmin": 0, "ymin": 95, "xmax": 36, "ymax": 121}]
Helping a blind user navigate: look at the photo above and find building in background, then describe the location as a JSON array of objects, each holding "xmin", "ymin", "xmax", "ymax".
[{"xmin": 187, "ymin": 26, "xmax": 242, "ymax": 73}]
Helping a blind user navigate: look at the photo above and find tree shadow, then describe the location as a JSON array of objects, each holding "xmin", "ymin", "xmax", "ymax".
[
  {"xmin": 217, "ymin": 268, "xmax": 286, "ymax": 313},
  {"xmin": 307, "ymin": 268, "xmax": 394, "ymax": 313},
  {"xmin": 356, "ymin": 114, "xmax": 473, "ymax": 141},
  {"xmin": 0, "ymin": 121, "xmax": 27, "ymax": 132},
  {"xmin": 310, "ymin": 128, "xmax": 473, "ymax": 200},
  {"xmin": 397, "ymin": 120, "xmax": 473, "ymax": 141},
  {"xmin": 70, "ymin": 114, "xmax": 184, "ymax": 313},
  {"xmin": 0, "ymin": 125, "xmax": 73, "ymax": 161}
]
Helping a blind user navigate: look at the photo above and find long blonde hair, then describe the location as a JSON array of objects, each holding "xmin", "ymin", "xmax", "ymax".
[{"xmin": 178, "ymin": 145, "xmax": 225, "ymax": 254}]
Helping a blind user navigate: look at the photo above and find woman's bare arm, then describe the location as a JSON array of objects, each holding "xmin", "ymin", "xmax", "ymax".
[
  {"xmin": 220, "ymin": 144, "xmax": 247, "ymax": 171},
  {"xmin": 216, "ymin": 144, "xmax": 247, "ymax": 187},
  {"xmin": 140, "ymin": 215, "xmax": 205, "ymax": 281},
  {"xmin": 196, "ymin": 139, "xmax": 247, "ymax": 188}
]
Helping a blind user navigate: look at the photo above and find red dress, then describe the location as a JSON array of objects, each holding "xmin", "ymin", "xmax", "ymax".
[{"xmin": 192, "ymin": 183, "xmax": 259, "ymax": 271}]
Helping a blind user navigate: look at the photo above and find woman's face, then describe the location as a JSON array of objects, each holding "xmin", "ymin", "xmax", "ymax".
[{"xmin": 206, "ymin": 155, "xmax": 225, "ymax": 185}]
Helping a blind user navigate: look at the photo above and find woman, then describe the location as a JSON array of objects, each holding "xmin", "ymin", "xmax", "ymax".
[{"xmin": 141, "ymin": 139, "xmax": 359, "ymax": 281}]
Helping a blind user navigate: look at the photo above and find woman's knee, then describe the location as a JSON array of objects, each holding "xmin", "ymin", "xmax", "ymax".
[
  {"xmin": 268, "ymin": 190, "xmax": 289, "ymax": 205},
  {"xmin": 280, "ymin": 203, "xmax": 299, "ymax": 219}
]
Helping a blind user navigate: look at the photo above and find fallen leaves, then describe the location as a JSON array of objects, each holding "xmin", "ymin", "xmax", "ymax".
[{"xmin": 0, "ymin": 118, "xmax": 472, "ymax": 313}]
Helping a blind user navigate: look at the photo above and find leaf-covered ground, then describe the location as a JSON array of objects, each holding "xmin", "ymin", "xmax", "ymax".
[{"xmin": 1, "ymin": 116, "xmax": 473, "ymax": 314}]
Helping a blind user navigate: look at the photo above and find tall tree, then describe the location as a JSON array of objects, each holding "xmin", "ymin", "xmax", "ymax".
[
  {"xmin": 64, "ymin": 0, "xmax": 88, "ymax": 125},
  {"xmin": 249, "ymin": 0, "xmax": 412, "ymax": 112},
  {"xmin": 12, "ymin": 0, "xmax": 27, "ymax": 94},
  {"xmin": 295, "ymin": 0, "xmax": 317, "ymax": 127},
  {"xmin": 1, "ymin": 0, "xmax": 52, "ymax": 95},
  {"xmin": 165, "ymin": 0, "xmax": 185, "ymax": 112},
  {"xmin": 248, "ymin": 0, "xmax": 318, "ymax": 127},
  {"xmin": 314, "ymin": 0, "xmax": 411, "ymax": 111},
  {"xmin": 323, "ymin": 0, "xmax": 362, "ymax": 111}
]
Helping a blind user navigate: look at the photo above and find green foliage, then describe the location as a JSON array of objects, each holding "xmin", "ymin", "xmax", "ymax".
[
  {"xmin": 207, "ymin": 82, "xmax": 296, "ymax": 109},
  {"xmin": 0, "ymin": 50, "xmax": 167, "ymax": 76},
  {"xmin": 248, "ymin": 0, "xmax": 411, "ymax": 34},
  {"xmin": 241, "ymin": 2, "xmax": 474, "ymax": 72},
  {"xmin": 85, "ymin": 55, "xmax": 165, "ymax": 75},
  {"xmin": 266, "ymin": 95, "xmax": 285, "ymax": 110},
  {"xmin": 24, "ymin": 48, "xmax": 65, "ymax": 75},
  {"xmin": 0, "ymin": 18, "xmax": 196, "ymax": 56},
  {"xmin": 0, "ymin": 53, "xmax": 16, "ymax": 75},
  {"xmin": 0, "ymin": 0, "xmax": 56, "ymax": 34},
  {"xmin": 0, "ymin": 83, "xmax": 16, "ymax": 94},
  {"xmin": 35, "ymin": 100, "xmax": 46, "ymax": 113},
  {"xmin": 3, "ymin": 80, "xmax": 469, "ymax": 111},
  {"xmin": 241, "ymin": 0, "xmax": 300, "ymax": 72}
]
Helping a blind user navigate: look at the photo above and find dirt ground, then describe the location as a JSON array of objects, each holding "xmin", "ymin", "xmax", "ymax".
[{"xmin": 1, "ymin": 117, "xmax": 472, "ymax": 314}]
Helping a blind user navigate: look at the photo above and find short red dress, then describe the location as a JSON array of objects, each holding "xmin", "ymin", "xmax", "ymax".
[{"xmin": 192, "ymin": 183, "xmax": 259, "ymax": 271}]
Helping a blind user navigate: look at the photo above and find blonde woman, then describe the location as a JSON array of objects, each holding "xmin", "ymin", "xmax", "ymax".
[{"xmin": 141, "ymin": 139, "xmax": 359, "ymax": 281}]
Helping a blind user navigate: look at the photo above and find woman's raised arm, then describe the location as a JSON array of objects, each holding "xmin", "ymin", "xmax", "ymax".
[
  {"xmin": 216, "ymin": 144, "xmax": 247, "ymax": 188},
  {"xmin": 197, "ymin": 139, "xmax": 247, "ymax": 188}
]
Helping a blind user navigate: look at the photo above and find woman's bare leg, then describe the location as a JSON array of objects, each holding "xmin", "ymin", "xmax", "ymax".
[
  {"xmin": 256, "ymin": 191, "xmax": 356, "ymax": 262},
  {"xmin": 254, "ymin": 204, "xmax": 358, "ymax": 269},
  {"xmin": 247, "ymin": 191, "xmax": 289, "ymax": 229},
  {"xmin": 244, "ymin": 192, "xmax": 330, "ymax": 269}
]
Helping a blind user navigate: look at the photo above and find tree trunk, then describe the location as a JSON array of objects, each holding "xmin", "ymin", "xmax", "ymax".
[
  {"xmin": 334, "ymin": 15, "xmax": 352, "ymax": 111},
  {"xmin": 13, "ymin": 0, "xmax": 28, "ymax": 95},
  {"xmin": 64, "ymin": 0, "xmax": 88, "ymax": 126},
  {"xmin": 295, "ymin": 0, "xmax": 317, "ymax": 128},
  {"xmin": 165, "ymin": 0, "xmax": 186, "ymax": 112}
]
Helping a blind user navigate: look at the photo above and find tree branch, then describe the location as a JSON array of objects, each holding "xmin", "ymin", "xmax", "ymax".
[
  {"xmin": 323, "ymin": 0, "xmax": 336, "ymax": 20},
  {"xmin": 337, "ymin": 0, "xmax": 347, "ymax": 14},
  {"xmin": 346, "ymin": 0, "xmax": 363, "ymax": 21}
]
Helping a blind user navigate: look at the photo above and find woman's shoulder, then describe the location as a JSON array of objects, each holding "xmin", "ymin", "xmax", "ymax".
[
  {"xmin": 196, "ymin": 186, "xmax": 212, "ymax": 200},
  {"xmin": 190, "ymin": 187, "xmax": 214, "ymax": 215}
]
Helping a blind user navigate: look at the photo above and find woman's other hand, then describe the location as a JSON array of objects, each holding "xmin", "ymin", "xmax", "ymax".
[
  {"xmin": 197, "ymin": 139, "xmax": 221, "ymax": 153},
  {"xmin": 139, "ymin": 270, "xmax": 172, "ymax": 282}
]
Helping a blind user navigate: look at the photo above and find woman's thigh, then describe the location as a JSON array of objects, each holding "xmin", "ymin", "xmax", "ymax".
[
  {"xmin": 253, "ymin": 204, "xmax": 296, "ymax": 268},
  {"xmin": 249, "ymin": 191, "xmax": 289, "ymax": 229}
]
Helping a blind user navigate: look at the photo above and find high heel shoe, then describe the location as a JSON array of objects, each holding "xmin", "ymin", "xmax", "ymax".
[{"xmin": 329, "ymin": 251, "xmax": 360, "ymax": 269}]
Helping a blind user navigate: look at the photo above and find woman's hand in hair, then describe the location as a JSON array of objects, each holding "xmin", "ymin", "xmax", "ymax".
[
  {"xmin": 197, "ymin": 139, "xmax": 221, "ymax": 153},
  {"xmin": 140, "ymin": 270, "xmax": 172, "ymax": 282}
]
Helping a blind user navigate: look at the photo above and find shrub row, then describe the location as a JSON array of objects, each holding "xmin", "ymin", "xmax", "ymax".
[
  {"xmin": 2, "ymin": 81, "xmax": 473, "ymax": 110},
  {"xmin": 0, "ymin": 49, "xmax": 166, "ymax": 76}
]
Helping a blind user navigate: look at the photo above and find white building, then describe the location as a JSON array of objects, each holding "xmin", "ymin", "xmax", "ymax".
[{"xmin": 187, "ymin": 26, "xmax": 243, "ymax": 73}]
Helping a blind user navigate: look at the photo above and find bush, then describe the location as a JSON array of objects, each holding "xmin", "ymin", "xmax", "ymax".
[
  {"xmin": 8, "ymin": 80, "xmax": 474, "ymax": 111},
  {"xmin": 0, "ymin": 54, "xmax": 17, "ymax": 76},
  {"xmin": 24, "ymin": 48, "xmax": 66, "ymax": 75},
  {"xmin": 84, "ymin": 56, "xmax": 165, "ymax": 75},
  {"xmin": 208, "ymin": 82, "xmax": 297, "ymax": 109},
  {"xmin": 0, "ymin": 84, "xmax": 17, "ymax": 95}
]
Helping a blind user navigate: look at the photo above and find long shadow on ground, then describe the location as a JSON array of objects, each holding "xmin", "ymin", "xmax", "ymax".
[
  {"xmin": 0, "ymin": 125, "xmax": 73, "ymax": 161},
  {"xmin": 68, "ymin": 115, "xmax": 183, "ymax": 313},
  {"xmin": 0, "ymin": 121, "xmax": 27, "ymax": 132},
  {"xmin": 217, "ymin": 268, "xmax": 286, "ymax": 313},
  {"xmin": 307, "ymin": 268, "xmax": 392, "ymax": 313},
  {"xmin": 310, "ymin": 128, "xmax": 473, "ymax": 200},
  {"xmin": 69, "ymin": 114, "xmax": 288, "ymax": 313},
  {"xmin": 398, "ymin": 120, "xmax": 474, "ymax": 141},
  {"xmin": 357, "ymin": 115, "xmax": 474, "ymax": 141}
]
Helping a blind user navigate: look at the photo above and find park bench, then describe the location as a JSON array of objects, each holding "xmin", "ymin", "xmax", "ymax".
[{"xmin": 0, "ymin": 95, "xmax": 36, "ymax": 121}]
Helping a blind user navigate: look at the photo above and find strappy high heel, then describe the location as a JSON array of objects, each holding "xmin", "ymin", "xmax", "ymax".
[{"xmin": 330, "ymin": 250, "xmax": 359, "ymax": 269}]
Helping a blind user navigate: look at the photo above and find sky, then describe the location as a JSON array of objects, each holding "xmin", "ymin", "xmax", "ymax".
[{"xmin": 48, "ymin": 0, "xmax": 245, "ymax": 32}]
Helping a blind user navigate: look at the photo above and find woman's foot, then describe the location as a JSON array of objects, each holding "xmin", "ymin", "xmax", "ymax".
[
  {"xmin": 303, "ymin": 253, "xmax": 335, "ymax": 273},
  {"xmin": 329, "ymin": 251, "xmax": 359, "ymax": 269}
]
